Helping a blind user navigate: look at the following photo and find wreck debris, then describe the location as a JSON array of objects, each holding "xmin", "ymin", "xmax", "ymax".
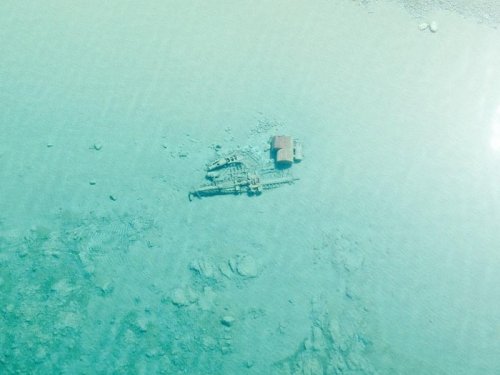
[
  {"xmin": 271, "ymin": 135, "xmax": 304, "ymax": 166},
  {"xmin": 206, "ymin": 153, "xmax": 244, "ymax": 171},
  {"xmin": 189, "ymin": 135, "xmax": 303, "ymax": 200}
]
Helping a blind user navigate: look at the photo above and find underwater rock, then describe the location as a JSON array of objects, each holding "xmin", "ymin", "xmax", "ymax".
[
  {"xmin": 95, "ymin": 278, "xmax": 114, "ymax": 296},
  {"xmin": 221, "ymin": 316, "xmax": 235, "ymax": 327},
  {"xmin": 0, "ymin": 213, "xmax": 169, "ymax": 373},
  {"xmin": 56, "ymin": 311, "xmax": 80, "ymax": 331},
  {"xmin": 92, "ymin": 143, "xmax": 103, "ymax": 151},
  {"xmin": 189, "ymin": 258, "xmax": 216, "ymax": 279},
  {"xmin": 219, "ymin": 336, "xmax": 233, "ymax": 355},
  {"xmin": 228, "ymin": 257, "xmax": 238, "ymax": 273},
  {"xmin": 123, "ymin": 328, "xmax": 138, "ymax": 345},
  {"xmin": 236, "ymin": 255, "xmax": 258, "ymax": 278},
  {"xmin": 135, "ymin": 316, "xmax": 149, "ymax": 333},
  {"xmin": 274, "ymin": 310, "xmax": 375, "ymax": 374},
  {"xmin": 344, "ymin": 251, "xmax": 364, "ymax": 272},
  {"xmin": 201, "ymin": 335, "xmax": 218, "ymax": 351},
  {"xmin": 218, "ymin": 262, "xmax": 233, "ymax": 278},
  {"xmin": 418, "ymin": 22, "xmax": 429, "ymax": 30},
  {"xmin": 78, "ymin": 252, "xmax": 95, "ymax": 276},
  {"xmin": 50, "ymin": 279, "xmax": 74, "ymax": 297},
  {"xmin": 430, "ymin": 21, "xmax": 438, "ymax": 32},
  {"xmin": 303, "ymin": 338, "xmax": 313, "ymax": 350},
  {"xmin": 171, "ymin": 287, "xmax": 198, "ymax": 307},
  {"xmin": 311, "ymin": 326, "xmax": 327, "ymax": 351},
  {"xmin": 145, "ymin": 348, "xmax": 160, "ymax": 358},
  {"xmin": 300, "ymin": 356, "xmax": 323, "ymax": 375},
  {"xmin": 171, "ymin": 288, "xmax": 189, "ymax": 306},
  {"xmin": 332, "ymin": 247, "xmax": 364, "ymax": 273}
]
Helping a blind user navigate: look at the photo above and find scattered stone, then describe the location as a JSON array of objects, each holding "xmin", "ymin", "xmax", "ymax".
[
  {"xmin": 201, "ymin": 335, "xmax": 217, "ymax": 351},
  {"xmin": 236, "ymin": 255, "xmax": 258, "ymax": 278},
  {"xmin": 136, "ymin": 317, "xmax": 149, "ymax": 332},
  {"xmin": 221, "ymin": 316, "xmax": 235, "ymax": 327},
  {"xmin": 46, "ymin": 143, "xmax": 54, "ymax": 148},
  {"xmin": 92, "ymin": 143, "xmax": 103, "ymax": 151},
  {"xmin": 418, "ymin": 22, "xmax": 429, "ymax": 30},
  {"xmin": 429, "ymin": 21, "xmax": 438, "ymax": 33},
  {"xmin": 89, "ymin": 180, "xmax": 96, "ymax": 185},
  {"xmin": 162, "ymin": 143, "xmax": 168, "ymax": 149},
  {"xmin": 171, "ymin": 288, "xmax": 189, "ymax": 306},
  {"xmin": 109, "ymin": 195, "xmax": 117, "ymax": 201},
  {"xmin": 178, "ymin": 151, "xmax": 188, "ymax": 158}
]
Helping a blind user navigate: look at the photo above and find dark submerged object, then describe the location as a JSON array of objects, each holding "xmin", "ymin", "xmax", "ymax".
[{"xmin": 189, "ymin": 136, "xmax": 302, "ymax": 201}]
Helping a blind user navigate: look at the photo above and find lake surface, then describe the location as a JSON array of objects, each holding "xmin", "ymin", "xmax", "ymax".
[{"xmin": 1, "ymin": 1, "xmax": 499, "ymax": 374}]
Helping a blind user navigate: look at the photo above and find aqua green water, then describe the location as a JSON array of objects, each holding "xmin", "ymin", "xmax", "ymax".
[{"xmin": 1, "ymin": 1, "xmax": 500, "ymax": 374}]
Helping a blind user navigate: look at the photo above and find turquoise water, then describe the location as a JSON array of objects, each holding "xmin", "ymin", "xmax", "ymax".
[{"xmin": 1, "ymin": 1, "xmax": 500, "ymax": 374}]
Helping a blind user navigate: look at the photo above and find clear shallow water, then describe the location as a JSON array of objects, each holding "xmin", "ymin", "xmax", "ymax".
[{"xmin": 1, "ymin": 1, "xmax": 500, "ymax": 374}]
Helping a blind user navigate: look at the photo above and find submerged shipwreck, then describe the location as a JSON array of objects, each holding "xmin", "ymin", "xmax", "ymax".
[{"xmin": 189, "ymin": 135, "xmax": 303, "ymax": 200}]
